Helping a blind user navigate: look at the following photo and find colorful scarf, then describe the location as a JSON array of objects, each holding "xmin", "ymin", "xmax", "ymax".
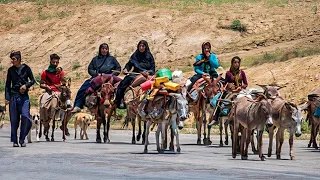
[
  {"xmin": 230, "ymin": 66, "xmax": 240, "ymax": 87},
  {"xmin": 47, "ymin": 64, "xmax": 57, "ymax": 73}
]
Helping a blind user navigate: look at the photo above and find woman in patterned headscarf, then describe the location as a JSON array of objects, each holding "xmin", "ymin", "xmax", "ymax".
[{"xmin": 225, "ymin": 56, "xmax": 248, "ymax": 92}]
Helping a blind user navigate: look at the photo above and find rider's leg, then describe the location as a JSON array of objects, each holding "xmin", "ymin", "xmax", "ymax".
[
  {"xmin": 187, "ymin": 74, "xmax": 202, "ymax": 92},
  {"xmin": 114, "ymin": 75, "xmax": 135, "ymax": 108},
  {"xmin": 72, "ymin": 79, "xmax": 91, "ymax": 113}
]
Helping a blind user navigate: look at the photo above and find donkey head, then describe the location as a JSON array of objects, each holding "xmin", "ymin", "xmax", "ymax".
[
  {"xmin": 286, "ymin": 102, "xmax": 302, "ymax": 137},
  {"xmin": 59, "ymin": 78, "xmax": 72, "ymax": 109},
  {"xmin": 255, "ymin": 94, "xmax": 273, "ymax": 126},
  {"xmin": 256, "ymin": 84, "xmax": 286, "ymax": 100},
  {"xmin": 100, "ymin": 83, "xmax": 116, "ymax": 108}
]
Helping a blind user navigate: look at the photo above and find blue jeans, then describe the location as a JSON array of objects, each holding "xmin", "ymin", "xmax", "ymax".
[
  {"xmin": 74, "ymin": 79, "xmax": 91, "ymax": 109},
  {"xmin": 9, "ymin": 95, "xmax": 32, "ymax": 144}
]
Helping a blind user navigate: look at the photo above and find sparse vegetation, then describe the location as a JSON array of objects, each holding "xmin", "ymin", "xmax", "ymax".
[
  {"xmin": 34, "ymin": 73, "xmax": 41, "ymax": 84},
  {"xmin": 181, "ymin": 66, "xmax": 193, "ymax": 73},
  {"xmin": 75, "ymin": 72, "xmax": 81, "ymax": 80},
  {"xmin": 0, "ymin": 0, "xmax": 288, "ymax": 7},
  {"xmin": 0, "ymin": 80, "xmax": 5, "ymax": 92},
  {"xmin": 230, "ymin": 19, "xmax": 247, "ymax": 32},
  {"xmin": 29, "ymin": 94, "xmax": 38, "ymax": 107},
  {"xmin": 301, "ymin": 120, "xmax": 311, "ymax": 134},
  {"xmin": 21, "ymin": 16, "xmax": 33, "ymax": 24},
  {"xmin": 72, "ymin": 61, "xmax": 81, "ymax": 71},
  {"xmin": 312, "ymin": 6, "xmax": 318, "ymax": 14},
  {"xmin": 243, "ymin": 48, "xmax": 320, "ymax": 67},
  {"xmin": 37, "ymin": 6, "xmax": 73, "ymax": 20},
  {"xmin": 0, "ymin": 65, "xmax": 4, "ymax": 71}
]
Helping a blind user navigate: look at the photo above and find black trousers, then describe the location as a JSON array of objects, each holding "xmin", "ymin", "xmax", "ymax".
[{"xmin": 114, "ymin": 74, "xmax": 137, "ymax": 106}]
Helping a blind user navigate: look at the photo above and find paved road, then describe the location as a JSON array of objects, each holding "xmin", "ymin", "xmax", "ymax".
[{"xmin": 0, "ymin": 125, "xmax": 320, "ymax": 180}]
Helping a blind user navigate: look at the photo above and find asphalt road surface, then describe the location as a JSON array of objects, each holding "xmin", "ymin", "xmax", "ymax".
[{"xmin": 1, "ymin": 125, "xmax": 320, "ymax": 180}]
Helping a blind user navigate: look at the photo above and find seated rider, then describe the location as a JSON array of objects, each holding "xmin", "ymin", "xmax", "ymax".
[
  {"xmin": 72, "ymin": 43, "xmax": 121, "ymax": 113},
  {"xmin": 208, "ymin": 56, "xmax": 248, "ymax": 126},
  {"xmin": 225, "ymin": 56, "xmax": 248, "ymax": 93},
  {"xmin": 87, "ymin": 73, "xmax": 122, "ymax": 95},
  {"xmin": 114, "ymin": 40, "xmax": 155, "ymax": 109},
  {"xmin": 39, "ymin": 54, "xmax": 66, "ymax": 135},
  {"xmin": 187, "ymin": 42, "xmax": 220, "ymax": 92}
]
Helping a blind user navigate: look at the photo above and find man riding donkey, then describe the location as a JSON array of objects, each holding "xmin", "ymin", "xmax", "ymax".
[{"xmin": 39, "ymin": 54, "xmax": 72, "ymax": 140}]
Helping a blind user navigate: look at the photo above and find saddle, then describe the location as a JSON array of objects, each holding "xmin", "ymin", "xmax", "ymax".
[{"xmin": 188, "ymin": 78, "xmax": 207, "ymax": 102}]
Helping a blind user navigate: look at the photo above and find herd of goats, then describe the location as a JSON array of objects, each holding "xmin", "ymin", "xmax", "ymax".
[{"xmin": 1, "ymin": 71, "xmax": 320, "ymax": 161}]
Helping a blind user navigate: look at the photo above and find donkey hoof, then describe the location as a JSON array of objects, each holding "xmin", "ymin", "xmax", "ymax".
[
  {"xmin": 197, "ymin": 140, "xmax": 201, "ymax": 145},
  {"xmin": 241, "ymin": 155, "xmax": 248, "ymax": 160},
  {"xmin": 28, "ymin": 141, "xmax": 32, "ymax": 143},
  {"xmin": 290, "ymin": 155, "xmax": 295, "ymax": 160},
  {"xmin": 132, "ymin": 140, "xmax": 136, "ymax": 144},
  {"xmin": 51, "ymin": 138, "xmax": 54, "ymax": 142},
  {"xmin": 96, "ymin": 138, "xmax": 102, "ymax": 143},
  {"xmin": 177, "ymin": 147, "xmax": 181, "ymax": 153},
  {"xmin": 224, "ymin": 141, "xmax": 228, "ymax": 145},
  {"xmin": 276, "ymin": 155, "xmax": 281, "ymax": 159},
  {"xmin": 163, "ymin": 144, "xmax": 167, "ymax": 150},
  {"xmin": 142, "ymin": 140, "xmax": 145, "ymax": 145},
  {"xmin": 232, "ymin": 154, "xmax": 236, "ymax": 159},
  {"xmin": 219, "ymin": 143, "xmax": 223, "ymax": 147},
  {"xmin": 46, "ymin": 138, "xmax": 50, "ymax": 142},
  {"xmin": 261, "ymin": 156, "xmax": 266, "ymax": 161},
  {"xmin": 144, "ymin": 149, "xmax": 148, "ymax": 154},
  {"xmin": 308, "ymin": 144, "xmax": 311, "ymax": 148},
  {"xmin": 137, "ymin": 135, "xmax": 141, "ymax": 142},
  {"xmin": 268, "ymin": 153, "xmax": 272, "ymax": 157},
  {"xmin": 169, "ymin": 145, "xmax": 174, "ymax": 151}
]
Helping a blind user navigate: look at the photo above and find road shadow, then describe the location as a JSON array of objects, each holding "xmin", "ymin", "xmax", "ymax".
[{"xmin": 131, "ymin": 150, "xmax": 182, "ymax": 155}]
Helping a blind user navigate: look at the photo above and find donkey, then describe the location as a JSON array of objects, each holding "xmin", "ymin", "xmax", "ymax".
[
  {"xmin": 39, "ymin": 79, "xmax": 72, "ymax": 142},
  {"xmin": 232, "ymin": 94, "xmax": 273, "ymax": 161},
  {"xmin": 188, "ymin": 74, "xmax": 221, "ymax": 145},
  {"xmin": 267, "ymin": 97, "xmax": 302, "ymax": 160},
  {"xmin": 305, "ymin": 88, "xmax": 320, "ymax": 149},
  {"xmin": 143, "ymin": 91, "xmax": 189, "ymax": 153}
]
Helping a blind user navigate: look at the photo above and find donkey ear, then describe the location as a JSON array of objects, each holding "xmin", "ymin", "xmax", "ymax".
[
  {"xmin": 67, "ymin": 78, "xmax": 71, "ymax": 88},
  {"xmin": 256, "ymin": 84, "xmax": 268, "ymax": 90}
]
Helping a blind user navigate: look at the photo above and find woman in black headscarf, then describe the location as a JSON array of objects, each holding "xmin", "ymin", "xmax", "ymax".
[
  {"xmin": 114, "ymin": 40, "xmax": 155, "ymax": 109},
  {"xmin": 72, "ymin": 43, "xmax": 121, "ymax": 113}
]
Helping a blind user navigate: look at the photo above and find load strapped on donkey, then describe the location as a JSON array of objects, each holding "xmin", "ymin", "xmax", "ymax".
[{"xmin": 138, "ymin": 68, "xmax": 182, "ymax": 120}]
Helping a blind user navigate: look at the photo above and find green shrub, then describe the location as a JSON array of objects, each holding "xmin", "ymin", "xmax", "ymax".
[
  {"xmin": 29, "ymin": 95, "xmax": 39, "ymax": 107},
  {"xmin": 230, "ymin": 19, "xmax": 247, "ymax": 32},
  {"xmin": 0, "ymin": 80, "xmax": 5, "ymax": 92},
  {"xmin": 72, "ymin": 61, "xmax": 81, "ymax": 70},
  {"xmin": 301, "ymin": 120, "xmax": 311, "ymax": 134},
  {"xmin": 21, "ymin": 16, "xmax": 33, "ymax": 24}
]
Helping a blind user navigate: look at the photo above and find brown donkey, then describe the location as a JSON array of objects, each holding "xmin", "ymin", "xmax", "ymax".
[{"xmin": 232, "ymin": 94, "xmax": 273, "ymax": 161}]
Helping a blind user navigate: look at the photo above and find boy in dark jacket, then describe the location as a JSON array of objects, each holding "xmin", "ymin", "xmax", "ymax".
[{"xmin": 5, "ymin": 51, "xmax": 35, "ymax": 147}]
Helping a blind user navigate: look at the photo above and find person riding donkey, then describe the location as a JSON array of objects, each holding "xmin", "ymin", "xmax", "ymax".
[
  {"xmin": 72, "ymin": 43, "xmax": 121, "ymax": 113},
  {"xmin": 39, "ymin": 54, "xmax": 69, "ymax": 137},
  {"xmin": 114, "ymin": 40, "xmax": 155, "ymax": 110},
  {"xmin": 187, "ymin": 42, "xmax": 220, "ymax": 93}
]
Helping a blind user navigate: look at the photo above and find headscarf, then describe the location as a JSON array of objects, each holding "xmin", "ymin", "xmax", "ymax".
[
  {"xmin": 10, "ymin": 51, "xmax": 21, "ymax": 61},
  {"xmin": 131, "ymin": 40, "xmax": 152, "ymax": 62},
  {"xmin": 201, "ymin": 42, "xmax": 211, "ymax": 60},
  {"xmin": 98, "ymin": 43, "xmax": 110, "ymax": 59},
  {"xmin": 230, "ymin": 56, "xmax": 241, "ymax": 86}
]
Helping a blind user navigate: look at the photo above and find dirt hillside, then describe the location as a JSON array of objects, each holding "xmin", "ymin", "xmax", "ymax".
[{"xmin": 0, "ymin": 1, "xmax": 319, "ymax": 105}]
